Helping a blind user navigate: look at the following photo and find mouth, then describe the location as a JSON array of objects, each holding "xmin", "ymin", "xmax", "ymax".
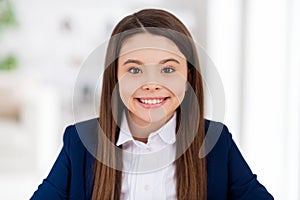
[{"xmin": 135, "ymin": 97, "xmax": 169, "ymax": 108}]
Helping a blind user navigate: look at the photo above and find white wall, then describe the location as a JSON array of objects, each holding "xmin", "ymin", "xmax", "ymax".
[{"xmin": 206, "ymin": 0, "xmax": 300, "ymax": 199}]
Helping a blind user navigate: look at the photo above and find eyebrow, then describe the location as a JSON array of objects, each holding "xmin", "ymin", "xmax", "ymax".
[
  {"xmin": 159, "ymin": 58, "xmax": 180, "ymax": 64},
  {"xmin": 122, "ymin": 58, "xmax": 180, "ymax": 66},
  {"xmin": 122, "ymin": 59, "xmax": 143, "ymax": 66}
]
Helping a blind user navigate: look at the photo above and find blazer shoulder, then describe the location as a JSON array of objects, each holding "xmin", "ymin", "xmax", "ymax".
[
  {"xmin": 63, "ymin": 118, "xmax": 99, "ymax": 156},
  {"xmin": 204, "ymin": 119, "xmax": 233, "ymax": 157},
  {"xmin": 204, "ymin": 119, "xmax": 233, "ymax": 141}
]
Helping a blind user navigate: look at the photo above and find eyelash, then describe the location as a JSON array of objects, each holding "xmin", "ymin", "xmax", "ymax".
[
  {"xmin": 127, "ymin": 66, "xmax": 176, "ymax": 74},
  {"xmin": 161, "ymin": 66, "xmax": 175, "ymax": 73},
  {"xmin": 128, "ymin": 67, "xmax": 142, "ymax": 74}
]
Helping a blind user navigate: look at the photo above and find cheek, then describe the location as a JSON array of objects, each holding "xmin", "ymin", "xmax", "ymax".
[
  {"xmin": 118, "ymin": 74, "xmax": 143, "ymax": 106},
  {"xmin": 169, "ymin": 85, "xmax": 186, "ymax": 106},
  {"xmin": 162, "ymin": 75, "xmax": 187, "ymax": 102},
  {"xmin": 118, "ymin": 84, "xmax": 130, "ymax": 107},
  {"xmin": 118, "ymin": 83, "xmax": 133, "ymax": 107}
]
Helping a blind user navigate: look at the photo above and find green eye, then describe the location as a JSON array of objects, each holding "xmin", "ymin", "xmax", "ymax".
[
  {"xmin": 128, "ymin": 67, "xmax": 142, "ymax": 74},
  {"xmin": 161, "ymin": 67, "xmax": 175, "ymax": 73}
]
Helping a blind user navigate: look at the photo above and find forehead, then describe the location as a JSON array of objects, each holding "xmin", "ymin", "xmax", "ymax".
[{"xmin": 119, "ymin": 33, "xmax": 185, "ymax": 59}]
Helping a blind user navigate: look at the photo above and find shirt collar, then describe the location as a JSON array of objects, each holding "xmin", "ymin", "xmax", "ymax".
[{"xmin": 116, "ymin": 112, "xmax": 177, "ymax": 146}]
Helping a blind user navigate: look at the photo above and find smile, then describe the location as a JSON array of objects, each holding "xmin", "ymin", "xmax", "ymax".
[{"xmin": 136, "ymin": 97, "xmax": 168, "ymax": 108}]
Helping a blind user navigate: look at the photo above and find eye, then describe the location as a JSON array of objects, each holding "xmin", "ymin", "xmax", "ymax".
[
  {"xmin": 161, "ymin": 66, "xmax": 175, "ymax": 73},
  {"xmin": 128, "ymin": 67, "xmax": 142, "ymax": 74}
]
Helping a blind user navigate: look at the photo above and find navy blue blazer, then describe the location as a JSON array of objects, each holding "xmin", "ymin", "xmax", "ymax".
[{"xmin": 31, "ymin": 119, "xmax": 274, "ymax": 200}]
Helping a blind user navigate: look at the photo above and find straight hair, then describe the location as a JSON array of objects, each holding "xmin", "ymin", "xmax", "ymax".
[{"xmin": 91, "ymin": 8, "xmax": 206, "ymax": 200}]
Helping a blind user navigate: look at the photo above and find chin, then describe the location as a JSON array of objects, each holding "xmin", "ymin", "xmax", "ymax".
[{"xmin": 137, "ymin": 111, "xmax": 170, "ymax": 124}]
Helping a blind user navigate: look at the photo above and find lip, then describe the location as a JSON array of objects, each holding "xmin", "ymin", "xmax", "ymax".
[{"xmin": 135, "ymin": 97, "xmax": 169, "ymax": 109}]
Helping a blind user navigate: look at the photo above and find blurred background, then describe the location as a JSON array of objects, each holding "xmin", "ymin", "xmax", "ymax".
[{"xmin": 0, "ymin": 0, "xmax": 299, "ymax": 199}]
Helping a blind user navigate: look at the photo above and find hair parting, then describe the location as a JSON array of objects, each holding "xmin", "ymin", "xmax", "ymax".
[{"xmin": 132, "ymin": 13, "xmax": 147, "ymax": 32}]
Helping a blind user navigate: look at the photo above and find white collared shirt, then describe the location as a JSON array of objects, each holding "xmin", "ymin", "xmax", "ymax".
[{"xmin": 117, "ymin": 113, "xmax": 177, "ymax": 200}]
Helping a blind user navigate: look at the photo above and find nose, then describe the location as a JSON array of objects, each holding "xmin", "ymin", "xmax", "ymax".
[{"xmin": 141, "ymin": 83, "xmax": 162, "ymax": 91}]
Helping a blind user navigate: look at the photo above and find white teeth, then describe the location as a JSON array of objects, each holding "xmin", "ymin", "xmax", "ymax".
[{"xmin": 140, "ymin": 98, "xmax": 164, "ymax": 105}]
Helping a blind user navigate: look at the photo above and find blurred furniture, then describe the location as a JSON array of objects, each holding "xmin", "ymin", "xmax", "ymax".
[{"xmin": 0, "ymin": 71, "xmax": 60, "ymax": 173}]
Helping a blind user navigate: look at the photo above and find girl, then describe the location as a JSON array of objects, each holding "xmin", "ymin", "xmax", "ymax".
[{"xmin": 31, "ymin": 8, "xmax": 274, "ymax": 200}]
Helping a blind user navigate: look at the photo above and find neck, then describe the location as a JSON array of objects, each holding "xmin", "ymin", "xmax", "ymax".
[{"xmin": 126, "ymin": 111, "xmax": 174, "ymax": 143}]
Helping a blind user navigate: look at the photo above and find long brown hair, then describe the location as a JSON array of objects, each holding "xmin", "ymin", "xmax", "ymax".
[{"xmin": 92, "ymin": 9, "xmax": 206, "ymax": 200}]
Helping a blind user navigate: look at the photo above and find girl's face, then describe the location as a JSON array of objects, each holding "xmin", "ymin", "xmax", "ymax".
[{"xmin": 117, "ymin": 33, "xmax": 188, "ymax": 127}]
